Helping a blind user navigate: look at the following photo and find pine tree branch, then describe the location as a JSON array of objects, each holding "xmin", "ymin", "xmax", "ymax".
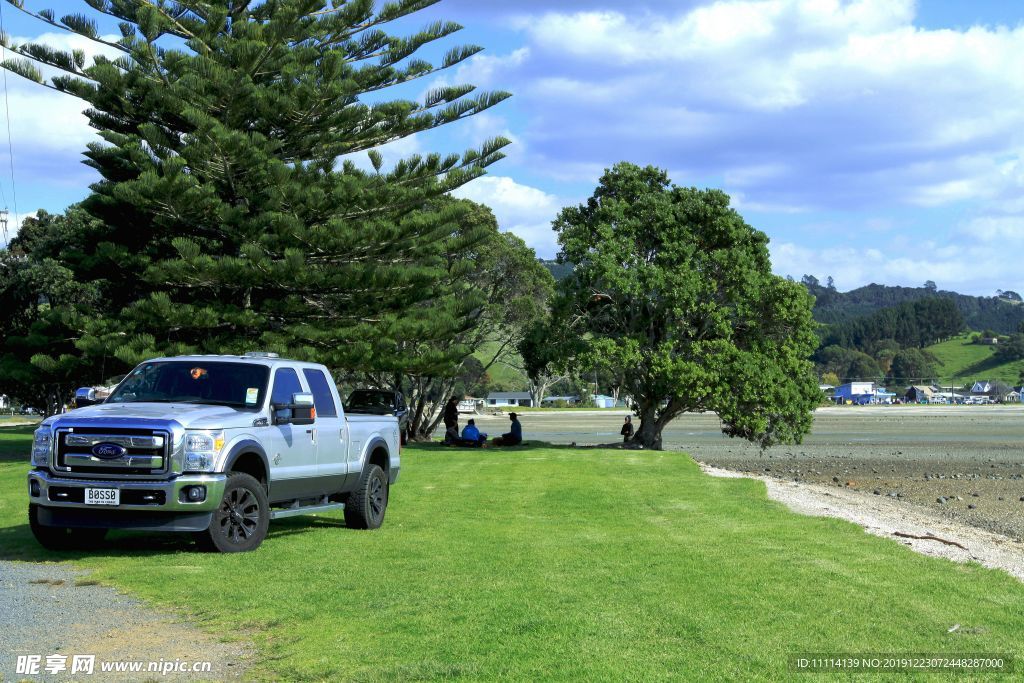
[{"xmin": 4, "ymin": 1, "xmax": 130, "ymax": 53}]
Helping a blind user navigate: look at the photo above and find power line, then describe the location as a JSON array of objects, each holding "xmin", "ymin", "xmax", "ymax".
[{"xmin": 0, "ymin": 0, "xmax": 18, "ymax": 248}]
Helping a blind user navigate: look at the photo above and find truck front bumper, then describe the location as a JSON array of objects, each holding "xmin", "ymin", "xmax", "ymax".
[{"xmin": 28, "ymin": 469, "xmax": 226, "ymax": 532}]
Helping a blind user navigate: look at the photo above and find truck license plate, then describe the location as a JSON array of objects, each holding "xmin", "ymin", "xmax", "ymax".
[{"xmin": 84, "ymin": 488, "xmax": 119, "ymax": 506}]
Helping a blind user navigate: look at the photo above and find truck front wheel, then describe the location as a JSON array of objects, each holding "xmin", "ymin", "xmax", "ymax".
[
  {"xmin": 195, "ymin": 472, "xmax": 269, "ymax": 552},
  {"xmin": 29, "ymin": 504, "xmax": 107, "ymax": 551},
  {"xmin": 344, "ymin": 464, "xmax": 388, "ymax": 530}
]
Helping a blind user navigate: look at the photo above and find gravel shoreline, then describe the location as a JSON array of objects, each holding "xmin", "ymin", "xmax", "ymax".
[
  {"xmin": 0, "ymin": 560, "xmax": 252, "ymax": 681},
  {"xmin": 700, "ymin": 463, "xmax": 1024, "ymax": 582}
]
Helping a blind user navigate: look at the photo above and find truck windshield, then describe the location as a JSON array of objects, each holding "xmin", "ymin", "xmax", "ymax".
[{"xmin": 106, "ymin": 362, "xmax": 270, "ymax": 409}]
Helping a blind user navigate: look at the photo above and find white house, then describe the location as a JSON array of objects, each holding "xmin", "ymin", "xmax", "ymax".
[
  {"xmin": 971, "ymin": 380, "xmax": 992, "ymax": 394},
  {"xmin": 486, "ymin": 392, "xmax": 534, "ymax": 407},
  {"xmin": 590, "ymin": 394, "xmax": 617, "ymax": 409}
]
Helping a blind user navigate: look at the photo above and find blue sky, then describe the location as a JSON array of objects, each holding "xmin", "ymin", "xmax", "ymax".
[{"xmin": 2, "ymin": 0, "xmax": 1024, "ymax": 295}]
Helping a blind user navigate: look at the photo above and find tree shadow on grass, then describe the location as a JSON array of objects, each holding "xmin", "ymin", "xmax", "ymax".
[
  {"xmin": 0, "ymin": 515, "xmax": 350, "ymax": 562},
  {"xmin": 959, "ymin": 354, "xmax": 1017, "ymax": 379},
  {"xmin": 408, "ymin": 439, "xmax": 648, "ymax": 453},
  {"xmin": 0, "ymin": 425, "xmax": 36, "ymax": 463}
]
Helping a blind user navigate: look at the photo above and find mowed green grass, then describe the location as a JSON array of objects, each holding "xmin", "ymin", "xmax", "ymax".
[
  {"xmin": 1, "ymin": 439, "xmax": 1024, "ymax": 681},
  {"xmin": 928, "ymin": 334, "xmax": 1024, "ymax": 383}
]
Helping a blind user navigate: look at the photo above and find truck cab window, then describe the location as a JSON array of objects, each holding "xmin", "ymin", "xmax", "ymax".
[
  {"xmin": 302, "ymin": 369, "xmax": 338, "ymax": 417},
  {"xmin": 271, "ymin": 368, "xmax": 303, "ymax": 405}
]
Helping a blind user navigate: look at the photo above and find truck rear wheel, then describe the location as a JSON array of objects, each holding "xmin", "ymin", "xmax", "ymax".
[
  {"xmin": 29, "ymin": 504, "xmax": 107, "ymax": 551},
  {"xmin": 195, "ymin": 472, "xmax": 269, "ymax": 552},
  {"xmin": 344, "ymin": 464, "xmax": 388, "ymax": 529}
]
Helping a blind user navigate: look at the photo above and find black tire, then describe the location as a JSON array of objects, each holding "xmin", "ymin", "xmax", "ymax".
[
  {"xmin": 29, "ymin": 504, "xmax": 107, "ymax": 551},
  {"xmin": 195, "ymin": 472, "xmax": 269, "ymax": 553},
  {"xmin": 344, "ymin": 464, "xmax": 388, "ymax": 530}
]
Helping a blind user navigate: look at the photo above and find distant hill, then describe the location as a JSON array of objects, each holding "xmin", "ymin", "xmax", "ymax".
[
  {"xmin": 540, "ymin": 259, "xmax": 573, "ymax": 282},
  {"xmin": 927, "ymin": 333, "xmax": 1024, "ymax": 384},
  {"xmin": 805, "ymin": 282, "xmax": 1024, "ymax": 335}
]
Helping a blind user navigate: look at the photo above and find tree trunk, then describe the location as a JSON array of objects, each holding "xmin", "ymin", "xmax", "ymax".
[
  {"xmin": 632, "ymin": 398, "xmax": 687, "ymax": 450},
  {"xmin": 633, "ymin": 401, "xmax": 661, "ymax": 449}
]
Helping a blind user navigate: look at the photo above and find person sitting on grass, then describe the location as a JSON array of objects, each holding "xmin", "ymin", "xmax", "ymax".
[
  {"xmin": 491, "ymin": 412, "xmax": 523, "ymax": 446},
  {"xmin": 460, "ymin": 419, "xmax": 487, "ymax": 447}
]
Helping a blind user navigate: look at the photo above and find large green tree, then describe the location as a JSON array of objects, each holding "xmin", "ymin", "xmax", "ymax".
[
  {"xmin": 888, "ymin": 347, "xmax": 938, "ymax": 384},
  {"xmin": 546, "ymin": 162, "xmax": 820, "ymax": 449},
  {"xmin": 0, "ymin": 209, "xmax": 114, "ymax": 413},
  {"xmin": 2, "ymin": 0, "xmax": 509, "ymax": 374}
]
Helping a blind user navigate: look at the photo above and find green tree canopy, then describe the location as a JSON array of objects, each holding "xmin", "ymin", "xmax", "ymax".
[
  {"xmin": 544, "ymin": 162, "xmax": 820, "ymax": 449},
  {"xmin": 0, "ymin": 209, "xmax": 113, "ymax": 413},
  {"xmin": 2, "ymin": 0, "xmax": 510, "ymax": 377},
  {"xmin": 888, "ymin": 348, "xmax": 938, "ymax": 384}
]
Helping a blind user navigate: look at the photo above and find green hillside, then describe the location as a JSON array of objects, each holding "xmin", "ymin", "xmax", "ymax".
[
  {"xmin": 473, "ymin": 341, "xmax": 529, "ymax": 391},
  {"xmin": 927, "ymin": 333, "xmax": 1024, "ymax": 385}
]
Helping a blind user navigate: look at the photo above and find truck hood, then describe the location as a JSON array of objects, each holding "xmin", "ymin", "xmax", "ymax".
[{"xmin": 45, "ymin": 402, "xmax": 259, "ymax": 431}]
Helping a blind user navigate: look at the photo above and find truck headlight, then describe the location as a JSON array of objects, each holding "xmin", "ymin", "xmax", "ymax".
[
  {"xmin": 184, "ymin": 430, "xmax": 225, "ymax": 472},
  {"xmin": 31, "ymin": 427, "xmax": 52, "ymax": 467}
]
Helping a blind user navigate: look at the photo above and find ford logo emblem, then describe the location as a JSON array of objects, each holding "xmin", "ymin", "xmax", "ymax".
[{"xmin": 91, "ymin": 443, "xmax": 127, "ymax": 459}]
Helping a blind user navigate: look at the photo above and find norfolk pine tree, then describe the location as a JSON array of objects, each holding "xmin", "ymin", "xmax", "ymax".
[
  {"xmin": 548, "ymin": 163, "xmax": 821, "ymax": 450},
  {"xmin": 1, "ymin": 0, "xmax": 510, "ymax": 374}
]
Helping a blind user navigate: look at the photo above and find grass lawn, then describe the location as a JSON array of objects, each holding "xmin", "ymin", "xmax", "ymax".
[
  {"xmin": 928, "ymin": 334, "xmax": 1024, "ymax": 384},
  {"xmin": 1, "ymin": 438, "xmax": 1023, "ymax": 680}
]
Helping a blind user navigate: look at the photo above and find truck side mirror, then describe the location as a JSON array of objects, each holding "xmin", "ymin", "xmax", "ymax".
[
  {"xmin": 74, "ymin": 387, "xmax": 99, "ymax": 408},
  {"xmin": 272, "ymin": 392, "xmax": 316, "ymax": 426}
]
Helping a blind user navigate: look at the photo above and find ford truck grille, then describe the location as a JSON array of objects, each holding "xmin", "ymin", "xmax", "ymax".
[{"xmin": 54, "ymin": 428, "xmax": 171, "ymax": 476}]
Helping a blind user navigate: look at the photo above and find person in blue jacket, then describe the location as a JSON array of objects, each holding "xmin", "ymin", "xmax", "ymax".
[
  {"xmin": 460, "ymin": 419, "xmax": 486, "ymax": 446},
  {"xmin": 491, "ymin": 412, "xmax": 523, "ymax": 446}
]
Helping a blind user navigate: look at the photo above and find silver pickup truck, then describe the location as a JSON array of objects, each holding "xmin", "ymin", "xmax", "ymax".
[{"xmin": 27, "ymin": 353, "xmax": 400, "ymax": 552}]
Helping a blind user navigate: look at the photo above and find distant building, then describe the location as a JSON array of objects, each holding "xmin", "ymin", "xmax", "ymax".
[
  {"xmin": 590, "ymin": 394, "xmax": 617, "ymax": 409},
  {"xmin": 0, "ymin": 394, "xmax": 7, "ymax": 410},
  {"xmin": 874, "ymin": 387, "xmax": 896, "ymax": 404},
  {"xmin": 971, "ymin": 380, "xmax": 992, "ymax": 395},
  {"xmin": 979, "ymin": 337, "xmax": 1000, "ymax": 345},
  {"xmin": 931, "ymin": 390, "xmax": 967, "ymax": 404},
  {"xmin": 904, "ymin": 385, "xmax": 934, "ymax": 403},
  {"xmin": 1004, "ymin": 389, "xmax": 1021, "ymax": 403},
  {"xmin": 541, "ymin": 395, "xmax": 580, "ymax": 406},
  {"xmin": 486, "ymin": 392, "xmax": 534, "ymax": 407},
  {"xmin": 833, "ymin": 381, "xmax": 876, "ymax": 405}
]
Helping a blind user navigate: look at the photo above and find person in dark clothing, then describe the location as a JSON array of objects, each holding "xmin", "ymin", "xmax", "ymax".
[
  {"xmin": 491, "ymin": 412, "xmax": 523, "ymax": 446},
  {"xmin": 442, "ymin": 397, "xmax": 460, "ymax": 444},
  {"xmin": 620, "ymin": 415, "xmax": 634, "ymax": 443}
]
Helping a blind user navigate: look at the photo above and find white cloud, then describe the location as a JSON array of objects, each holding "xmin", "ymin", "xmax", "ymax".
[
  {"xmin": 451, "ymin": 175, "xmax": 563, "ymax": 257},
  {"xmin": 504, "ymin": 0, "xmax": 1024, "ymax": 215},
  {"xmin": 770, "ymin": 230, "xmax": 1024, "ymax": 296},
  {"xmin": 1, "ymin": 32, "xmax": 124, "ymax": 155}
]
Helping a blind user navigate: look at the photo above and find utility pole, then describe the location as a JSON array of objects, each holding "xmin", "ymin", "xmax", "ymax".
[{"xmin": 0, "ymin": 208, "xmax": 8, "ymax": 247}]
